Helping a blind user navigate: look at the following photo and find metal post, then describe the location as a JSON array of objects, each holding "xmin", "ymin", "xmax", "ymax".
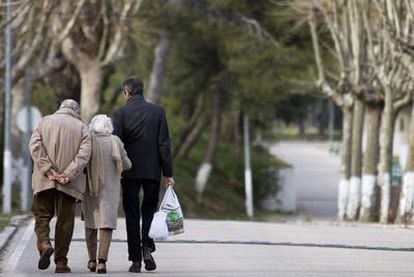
[
  {"xmin": 21, "ymin": 67, "xmax": 32, "ymax": 211},
  {"xmin": 3, "ymin": 0, "xmax": 13, "ymax": 214},
  {"xmin": 243, "ymin": 114, "xmax": 254, "ymax": 218},
  {"xmin": 328, "ymin": 99, "xmax": 336, "ymax": 154}
]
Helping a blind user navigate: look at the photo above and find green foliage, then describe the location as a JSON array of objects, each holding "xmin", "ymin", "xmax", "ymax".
[
  {"xmin": 173, "ymin": 134, "xmax": 285, "ymax": 219},
  {"xmin": 31, "ymin": 83, "xmax": 59, "ymax": 116},
  {"xmin": 0, "ymin": 214, "xmax": 11, "ymax": 232}
]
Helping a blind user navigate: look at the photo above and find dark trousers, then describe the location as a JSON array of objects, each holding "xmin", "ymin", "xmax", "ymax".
[
  {"xmin": 31, "ymin": 188, "xmax": 76, "ymax": 261},
  {"xmin": 122, "ymin": 178, "xmax": 160, "ymax": 262}
]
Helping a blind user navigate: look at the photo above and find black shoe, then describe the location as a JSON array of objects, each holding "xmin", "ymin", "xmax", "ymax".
[
  {"xmin": 129, "ymin": 261, "xmax": 141, "ymax": 273},
  {"xmin": 38, "ymin": 246, "xmax": 54, "ymax": 270},
  {"xmin": 143, "ymin": 247, "xmax": 156, "ymax": 271}
]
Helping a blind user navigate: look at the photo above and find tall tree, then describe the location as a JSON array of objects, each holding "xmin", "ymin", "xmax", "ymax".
[{"xmin": 51, "ymin": 0, "xmax": 142, "ymax": 122}]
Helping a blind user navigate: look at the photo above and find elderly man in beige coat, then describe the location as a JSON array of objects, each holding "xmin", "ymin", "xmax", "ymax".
[{"xmin": 30, "ymin": 99, "xmax": 91, "ymax": 273}]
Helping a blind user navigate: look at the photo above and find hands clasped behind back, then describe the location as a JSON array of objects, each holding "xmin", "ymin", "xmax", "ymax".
[{"xmin": 47, "ymin": 169, "xmax": 70, "ymax": 184}]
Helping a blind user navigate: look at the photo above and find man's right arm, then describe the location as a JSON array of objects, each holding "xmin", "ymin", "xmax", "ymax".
[{"xmin": 158, "ymin": 108, "xmax": 173, "ymax": 179}]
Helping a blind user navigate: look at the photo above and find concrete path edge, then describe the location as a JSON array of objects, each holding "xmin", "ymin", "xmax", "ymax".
[{"xmin": 0, "ymin": 214, "xmax": 31, "ymax": 253}]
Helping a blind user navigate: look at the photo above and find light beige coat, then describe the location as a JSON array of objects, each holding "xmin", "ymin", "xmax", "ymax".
[
  {"xmin": 30, "ymin": 108, "xmax": 92, "ymax": 201},
  {"xmin": 83, "ymin": 134, "xmax": 131, "ymax": 229}
]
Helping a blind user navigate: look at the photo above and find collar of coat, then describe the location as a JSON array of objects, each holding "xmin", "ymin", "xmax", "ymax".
[
  {"xmin": 54, "ymin": 108, "xmax": 81, "ymax": 120},
  {"xmin": 127, "ymin": 94, "xmax": 145, "ymax": 103}
]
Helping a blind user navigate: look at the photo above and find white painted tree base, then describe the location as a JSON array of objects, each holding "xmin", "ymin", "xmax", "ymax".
[
  {"xmin": 346, "ymin": 177, "xmax": 361, "ymax": 220},
  {"xmin": 360, "ymin": 175, "xmax": 376, "ymax": 220},
  {"xmin": 195, "ymin": 163, "xmax": 212, "ymax": 194},
  {"xmin": 399, "ymin": 172, "xmax": 414, "ymax": 218},
  {"xmin": 337, "ymin": 179, "xmax": 349, "ymax": 220},
  {"xmin": 380, "ymin": 173, "xmax": 391, "ymax": 223}
]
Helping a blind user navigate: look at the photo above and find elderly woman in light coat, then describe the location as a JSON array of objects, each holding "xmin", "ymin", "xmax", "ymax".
[{"xmin": 83, "ymin": 115, "xmax": 131, "ymax": 274}]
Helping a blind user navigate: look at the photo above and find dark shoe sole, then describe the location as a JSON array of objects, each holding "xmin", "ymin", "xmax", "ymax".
[
  {"xmin": 55, "ymin": 269, "xmax": 71, "ymax": 273},
  {"xmin": 38, "ymin": 247, "xmax": 54, "ymax": 270},
  {"xmin": 129, "ymin": 267, "xmax": 141, "ymax": 273}
]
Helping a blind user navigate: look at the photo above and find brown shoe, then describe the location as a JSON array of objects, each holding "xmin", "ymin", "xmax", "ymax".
[
  {"xmin": 97, "ymin": 262, "xmax": 107, "ymax": 274},
  {"xmin": 55, "ymin": 258, "xmax": 71, "ymax": 273},
  {"xmin": 37, "ymin": 241, "xmax": 54, "ymax": 270},
  {"xmin": 87, "ymin": 260, "xmax": 97, "ymax": 272}
]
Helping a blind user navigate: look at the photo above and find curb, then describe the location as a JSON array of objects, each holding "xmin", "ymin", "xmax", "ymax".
[{"xmin": 0, "ymin": 214, "xmax": 31, "ymax": 252}]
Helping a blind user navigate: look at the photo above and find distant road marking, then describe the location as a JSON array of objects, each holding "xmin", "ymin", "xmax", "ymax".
[
  {"xmin": 68, "ymin": 238, "xmax": 414, "ymax": 253},
  {"xmin": 4, "ymin": 219, "xmax": 35, "ymax": 273}
]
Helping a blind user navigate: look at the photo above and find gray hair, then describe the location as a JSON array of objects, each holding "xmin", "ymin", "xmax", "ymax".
[
  {"xmin": 89, "ymin": 114, "xmax": 114, "ymax": 134},
  {"xmin": 59, "ymin": 99, "xmax": 80, "ymax": 114}
]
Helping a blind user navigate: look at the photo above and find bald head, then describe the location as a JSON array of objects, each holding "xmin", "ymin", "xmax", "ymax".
[{"xmin": 59, "ymin": 99, "xmax": 80, "ymax": 114}]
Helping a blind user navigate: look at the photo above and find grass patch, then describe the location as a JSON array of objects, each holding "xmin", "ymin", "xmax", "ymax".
[{"xmin": 0, "ymin": 214, "xmax": 11, "ymax": 232}]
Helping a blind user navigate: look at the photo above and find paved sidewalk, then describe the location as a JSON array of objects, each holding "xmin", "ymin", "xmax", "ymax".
[
  {"xmin": 270, "ymin": 141, "xmax": 340, "ymax": 220},
  {"xmin": 2, "ymin": 218, "xmax": 414, "ymax": 276}
]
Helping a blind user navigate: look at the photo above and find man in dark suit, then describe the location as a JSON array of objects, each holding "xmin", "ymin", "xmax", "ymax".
[{"xmin": 113, "ymin": 76, "xmax": 174, "ymax": 273}]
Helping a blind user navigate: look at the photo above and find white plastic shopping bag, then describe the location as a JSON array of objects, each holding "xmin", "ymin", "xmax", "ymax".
[
  {"xmin": 159, "ymin": 186, "xmax": 184, "ymax": 235},
  {"xmin": 148, "ymin": 210, "xmax": 169, "ymax": 241}
]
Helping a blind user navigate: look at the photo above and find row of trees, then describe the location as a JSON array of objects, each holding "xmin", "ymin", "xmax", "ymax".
[
  {"xmin": 0, "ymin": 0, "xmax": 141, "ymax": 157},
  {"xmin": 292, "ymin": 0, "xmax": 414, "ymax": 223},
  {"xmin": 1, "ymin": 1, "xmax": 317, "ymax": 209}
]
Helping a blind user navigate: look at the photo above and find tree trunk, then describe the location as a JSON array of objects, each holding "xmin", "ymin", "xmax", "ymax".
[
  {"xmin": 11, "ymin": 81, "xmax": 25, "ymax": 158},
  {"xmin": 195, "ymin": 90, "xmax": 221, "ymax": 198},
  {"xmin": 78, "ymin": 61, "xmax": 103, "ymax": 123},
  {"xmin": 173, "ymin": 94, "xmax": 204, "ymax": 158},
  {"xmin": 298, "ymin": 119, "xmax": 306, "ymax": 136},
  {"xmin": 378, "ymin": 88, "xmax": 394, "ymax": 224},
  {"xmin": 147, "ymin": 35, "xmax": 171, "ymax": 104},
  {"xmin": 359, "ymin": 106, "xmax": 381, "ymax": 222},
  {"xmin": 398, "ymin": 101, "xmax": 414, "ymax": 224},
  {"xmin": 347, "ymin": 99, "xmax": 365, "ymax": 220},
  {"xmin": 176, "ymin": 118, "xmax": 207, "ymax": 160},
  {"xmin": 338, "ymin": 107, "xmax": 353, "ymax": 220}
]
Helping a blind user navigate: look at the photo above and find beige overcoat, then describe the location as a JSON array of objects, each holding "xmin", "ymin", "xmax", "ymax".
[
  {"xmin": 29, "ymin": 108, "xmax": 92, "ymax": 201},
  {"xmin": 83, "ymin": 134, "xmax": 131, "ymax": 229}
]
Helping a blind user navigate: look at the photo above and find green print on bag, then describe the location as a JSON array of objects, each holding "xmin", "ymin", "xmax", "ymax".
[
  {"xmin": 166, "ymin": 210, "xmax": 184, "ymax": 235},
  {"xmin": 159, "ymin": 187, "xmax": 184, "ymax": 235}
]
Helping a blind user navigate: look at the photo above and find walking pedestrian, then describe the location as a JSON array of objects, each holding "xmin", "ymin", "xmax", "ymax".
[
  {"xmin": 30, "ymin": 99, "xmax": 91, "ymax": 273},
  {"xmin": 113, "ymin": 76, "xmax": 175, "ymax": 273},
  {"xmin": 83, "ymin": 114, "xmax": 131, "ymax": 274}
]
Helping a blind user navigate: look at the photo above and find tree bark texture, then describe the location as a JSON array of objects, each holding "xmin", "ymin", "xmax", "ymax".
[
  {"xmin": 359, "ymin": 106, "xmax": 381, "ymax": 222},
  {"xmin": 173, "ymin": 94, "xmax": 205, "ymax": 158},
  {"xmin": 195, "ymin": 90, "xmax": 222, "ymax": 195},
  {"xmin": 346, "ymin": 99, "xmax": 365, "ymax": 220},
  {"xmin": 147, "ymin": 35, "xmax": 171, "ymax": 104},
  {"xmin": 78, "ymin": 61, "xmax": 104, "ymax": 122},
  {"xmin": 176, "ymin": 118, "xmax": 207, "ymax": 160},
  {"xmin": 379, "ymin": 88, "xmax": 394, "ymax": 224},
  {"xmin": 338, "ymin": 107, "xmax": 353, "ymax": 220},
  {"xmin": 11, "ymin": 81, "xmax": 25, "ymax": 158},
  {"xmin": 398, "ymin": 101, "xmax": 414, "ymax": 224}
]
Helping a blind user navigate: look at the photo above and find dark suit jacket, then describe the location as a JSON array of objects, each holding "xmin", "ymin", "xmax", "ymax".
[{"xmin": 113, "ymin": 94, "xmax": 173, "ymax": 181}]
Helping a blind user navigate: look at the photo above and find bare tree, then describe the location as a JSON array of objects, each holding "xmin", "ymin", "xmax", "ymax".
[
  {"xmin": 307, "ymin": 0, "xmax": 358, "ymax": 220},
  {"xmin": 364, "ymin": 0, "xmax": 413, "ymax": 223},
  {"xmin": 374, "ymin": 0, "xmax": 414, "ymax": 223},
  {"xmin": 50, "ymin": 0, "xmax": 142, "ymax": 122}
]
